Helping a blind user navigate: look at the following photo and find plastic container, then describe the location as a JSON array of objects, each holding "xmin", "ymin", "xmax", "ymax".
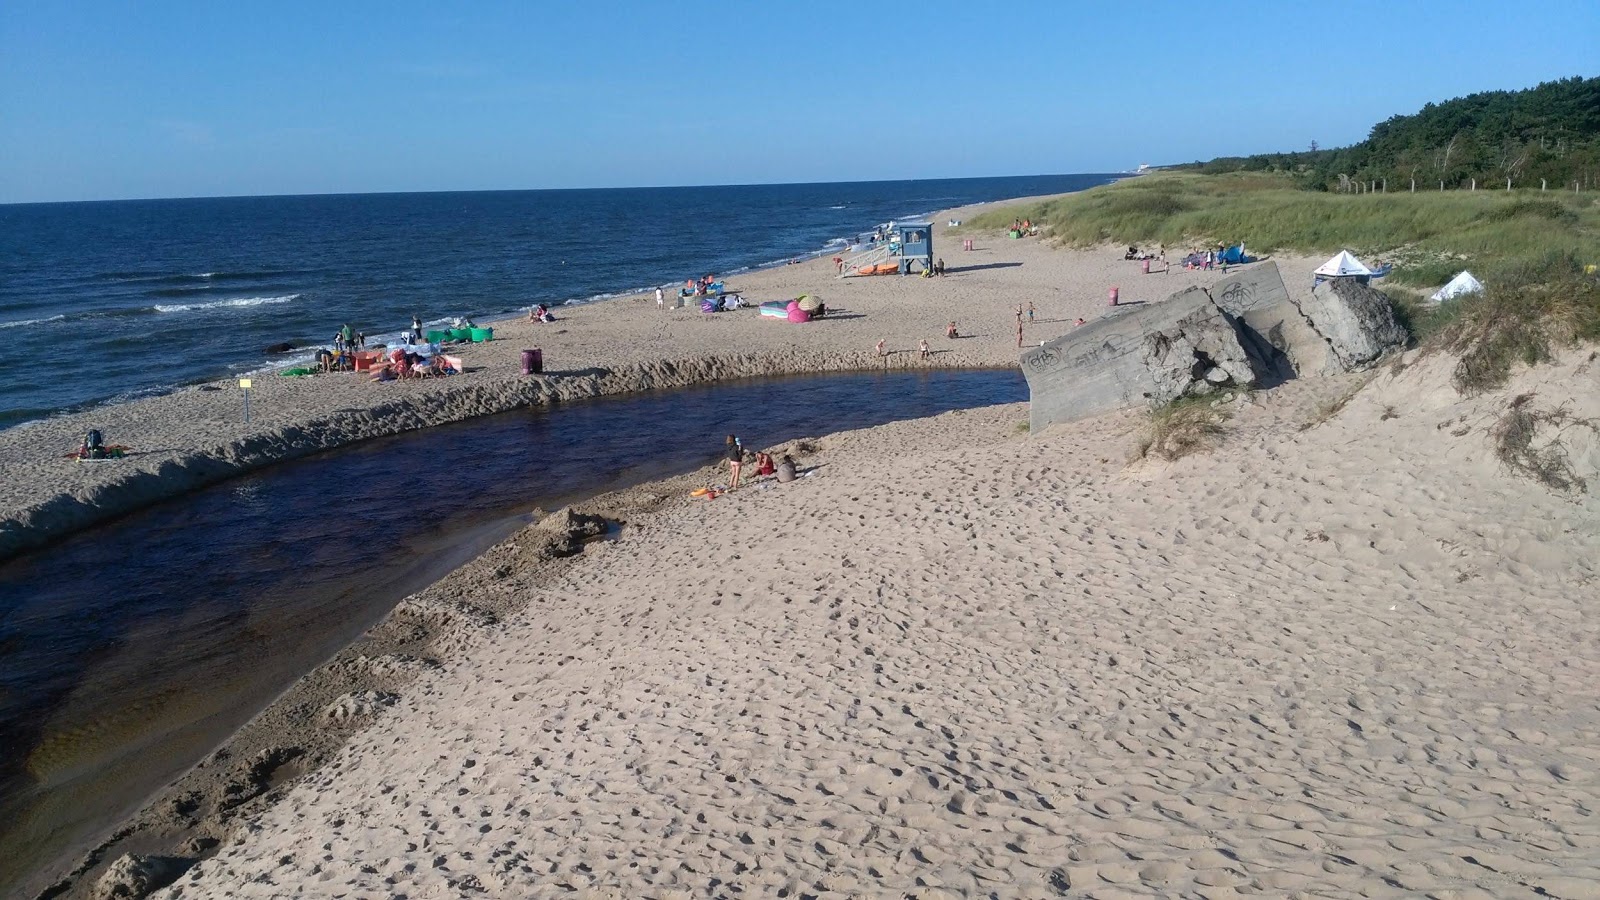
[{"xmin": 521, "ymin": 348, "xmax": 543, "ymax": 375}]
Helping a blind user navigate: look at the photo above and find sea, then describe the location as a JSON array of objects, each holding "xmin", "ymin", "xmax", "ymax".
[{"xmin": 0, "ymin": 175, "xmax": 1119, "ymax": 429}]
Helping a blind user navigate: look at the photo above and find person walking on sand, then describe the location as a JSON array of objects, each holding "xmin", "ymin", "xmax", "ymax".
[
  {"xmin": 655, "ymin": 286, "xmax": 664, "ymax": 309},
  {"xmin": 875, "ymin": 339, "xmax": 886, "ymax": 357},
  {"xmin": 1027, "ymin": 302, "xmax": 1035, "ymax": 324},
  {"xmin": 725, "ymin": 434, "xmax": 744, "ymax": 490},
  {"xmin": 919, "ymin": 339, "xmax": 929, "ymax": 360}
]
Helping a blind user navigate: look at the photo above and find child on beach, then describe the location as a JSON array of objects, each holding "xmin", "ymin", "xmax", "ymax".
[
  {"xmin": 1027, "ymin": 302, "xmax": 1035, "ymax": 323},
  {"xmin": 919, "ymin": 339, "xmax": 929, "ymax": 359},
  {"xmin": 946, "ymin": 321, "xmax": 958, "ymax": 339},
  {"xmin": 875, "ymin": 339, "xmax": 886, "ymax": 357}
]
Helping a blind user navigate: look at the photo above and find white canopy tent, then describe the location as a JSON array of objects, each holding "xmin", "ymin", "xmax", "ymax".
[
  {"xmin": 1313, "ymin": 250, "xmax": 1374, "ymax": 278},
  {"xmin": 1431, "ymin": 271, "xmax": 1485, "ymax": 303}
]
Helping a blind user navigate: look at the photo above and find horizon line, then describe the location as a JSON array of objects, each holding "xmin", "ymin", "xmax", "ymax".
[{"xmin": 0, "ymin": 171, "xmax": 1138, "ymax": 208}]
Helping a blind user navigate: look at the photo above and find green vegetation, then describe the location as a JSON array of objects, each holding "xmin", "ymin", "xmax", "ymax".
[
  {"xmin": 970, "ymin": 169, "xmax": 1600, "ymax": 290},
  {"xmin": 967, "ymin": 172, "xmax": 1600, "ymax": 272},
  {"xmin": 1184, "ymin": 76, "xmax": 1600, "ymax": 194}
]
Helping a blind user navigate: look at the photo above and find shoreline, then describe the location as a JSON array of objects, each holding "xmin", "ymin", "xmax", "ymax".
[{"xmin": 1, "ymin": 190, "xmax": 1225, "ymax": 562}]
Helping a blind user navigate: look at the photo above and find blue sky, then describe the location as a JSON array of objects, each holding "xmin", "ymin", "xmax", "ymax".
[{"xmin": 2, "ymin": 0, "xmax": 1595, "ymax": 203}]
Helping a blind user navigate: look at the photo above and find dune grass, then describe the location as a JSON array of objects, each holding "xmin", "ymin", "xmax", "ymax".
[
  {"xmin": 1133, "ymin": 396, "xmax": 1230, "ymax": 461},
  {"xmin": 966, "ymin": 173, "xmax": 1600, "ymax": 285}
]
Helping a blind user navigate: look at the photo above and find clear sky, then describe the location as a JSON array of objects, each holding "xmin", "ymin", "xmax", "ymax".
[{"xmin": 2, "ymin": 0, "xmax": 1596, "ymax": 203}]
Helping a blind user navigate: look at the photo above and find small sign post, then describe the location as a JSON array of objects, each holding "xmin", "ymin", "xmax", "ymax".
[{"xmin": 239, "ymin": 378, "xmax": 252, "ymax": 423}]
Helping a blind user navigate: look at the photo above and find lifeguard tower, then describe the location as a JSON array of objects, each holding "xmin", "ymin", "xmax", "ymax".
[{"xmin": 838, "ymin": 221, "xmax": 935, "ymax": 277}]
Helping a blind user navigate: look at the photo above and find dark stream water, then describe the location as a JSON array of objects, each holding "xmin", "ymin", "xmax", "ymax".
[{"xmin": 0, "ymin": 368, "xmax": 1026, "ymax": 893}]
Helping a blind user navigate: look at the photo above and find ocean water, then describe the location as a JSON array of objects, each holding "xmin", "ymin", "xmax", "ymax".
[{"xmin": 0, "ymin": 175, "xmax": 1117, "ymax": 428}]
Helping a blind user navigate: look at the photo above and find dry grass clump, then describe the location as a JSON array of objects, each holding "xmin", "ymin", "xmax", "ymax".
[
  {"xmin": 1429, "ymin": 258, "xmax": 1600, "ymax": 394},
  {"xmin": 1491, "ymin": 393, "xmax": 1598, "ymax": 494},
  {"xmin": 1133, "ymin": 397, "xmax": 1229, "ymax": 461}
]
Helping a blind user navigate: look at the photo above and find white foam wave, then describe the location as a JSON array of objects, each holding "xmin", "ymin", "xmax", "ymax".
[
  {"xmin": 0, "ymin": 314, "xmax": 66, "ymax": 330},
  {"xmin": 154, "ymin": 294, "xmax": 301, "ymax": 314}
]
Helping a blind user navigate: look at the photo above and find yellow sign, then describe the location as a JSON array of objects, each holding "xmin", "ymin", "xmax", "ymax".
[{"xmin": 238, "ymin": 378, "xmax": 253, "ymax": 389}]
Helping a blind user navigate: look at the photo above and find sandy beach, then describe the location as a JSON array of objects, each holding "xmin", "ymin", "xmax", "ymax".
[
  {"xmin": 0, "ymin": 198, "xmax": 1319, "ymax": 560},
  {"xmin": 129, "ymin": 344, "xmax": 1600, "ymax": 898},
  {"xmin": 11, "ymin": 198, "xmax": 1600, "ymax": 899}
]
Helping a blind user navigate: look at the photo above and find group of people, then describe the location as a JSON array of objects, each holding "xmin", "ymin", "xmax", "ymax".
[
  {"xmin": 528, "ymin": 304, "xmax": 555, "ymax": 323},
  {"xmin": 369, "ymin": 347, "xmax": 458, "ymax": 382},
  {"xmin": 332, "ymin": 323, "xmax": 366, "ymax": 353},
  {"xmin": 723, "ymin": 434, "xmax": 796, "ymax": 490}
]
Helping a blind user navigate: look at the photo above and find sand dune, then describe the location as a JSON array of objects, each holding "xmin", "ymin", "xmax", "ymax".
[{"xmin": 149, "ymin": 349, "xmax": 1600, "ymax": 899}]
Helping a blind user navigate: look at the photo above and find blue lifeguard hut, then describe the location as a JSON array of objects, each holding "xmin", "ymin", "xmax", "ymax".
[{"xmin": 894, "ymin": 221, "xmax": 934, "ymax": 274}]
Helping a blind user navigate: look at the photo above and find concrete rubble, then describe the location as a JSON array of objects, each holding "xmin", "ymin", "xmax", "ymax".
[{"xmin": 1022, "ymin": 262, "xmax": 1407, "ymax": 431}]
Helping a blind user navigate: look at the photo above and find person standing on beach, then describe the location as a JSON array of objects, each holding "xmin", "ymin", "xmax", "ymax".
[
  {"xmin": 875, "ymin": 339, "xmax": 886, "ymax": 357},
  {"xmin": 411, "ymin": 315, "xmax": 423, "ymax": 341},
  {"xmin": 655, "ymin": 286, "xmax": 664, "ymax": 309},
  {"xmin": 1026, "ymin": 302, "xmax": 1035, "ymax": 324},
  {"xmin": 725, "ymin": 434, "xmax": 744, "ymax": 490},
  {"xmin": 919, "ymin": 339, "xmax": 929, "ymax": 359}
]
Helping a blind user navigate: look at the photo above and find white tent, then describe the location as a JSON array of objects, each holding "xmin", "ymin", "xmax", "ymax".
[
  {"xmin": 1431, "ymin": 270, "xmax": 1484, "ymax": 303},
  {"xmin": 1314, "ymin": 250, "xmax": 1374, "ymax": 278}
]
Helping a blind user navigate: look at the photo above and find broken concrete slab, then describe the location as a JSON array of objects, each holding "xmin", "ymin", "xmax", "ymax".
[
  {"xmin": 1300, "ymin": 279, "xmax": 1409, "ymax": 371},
  {"xmin": 1209, "ymin": 264, "xmax": 1293, "ymax": 315},
  {"xmin": 1214, "ymin": 262, "xmax": 1407, "ymax": 379},
  {"xmin": 1021, "ymin": 286, "xmax": 1256, "ymax": 431}
]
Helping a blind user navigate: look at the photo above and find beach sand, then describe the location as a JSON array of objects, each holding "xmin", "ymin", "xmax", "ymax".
[
  {"xmin": 0, "ymin": 201, "xmax": 1318, "ymax": 560},
  {"xmin": 12, "ymin": 197, "xmax": 1600, "ymax": 898},
  {"xmin": 136, "ymin": 346, "xmax": 1600, "ymax": 898}
]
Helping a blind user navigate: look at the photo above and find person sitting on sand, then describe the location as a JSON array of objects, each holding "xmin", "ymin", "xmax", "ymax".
[
  {"xmin": 776, "ymin": 454, "xmax": 796, "ymax": 483},
  {"xmin": 755, "ymin": 451, "xmax": 775, "ymax": 477},
  {"xmin": 946, "ymin": 321, "xmax": 959, "ymax": 339}
]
